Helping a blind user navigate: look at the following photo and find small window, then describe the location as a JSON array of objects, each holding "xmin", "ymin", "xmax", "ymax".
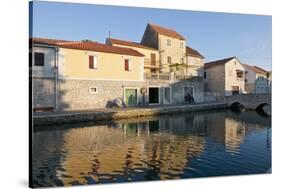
[
  {"xmin": 204, "ymin": 72, "xmax": 207, "ymax": 78},
  {"xmin": 180, "ymin": 42, "xmax": 184, "ymax": 48},
  {"xmin": 167, "ymin": 39, "xmax": 171, "ymax": 46},
  {"xmin": 89, "ymin": 86, "xmax": 98, "ymax": 94},
  {"xmin": 89, "ymin": 55, "xmax": 98, "ymax": 69},
  {"xmin": 167, "ymin": 56, "xmax": 172, "ymax": 64},
  {"xmin": 34, "ymin": 52, "xmax": 44, "ymax": 66},
  {"xmin": 124, "ymin": 59, "xmax": 132, "ymax": 71}
]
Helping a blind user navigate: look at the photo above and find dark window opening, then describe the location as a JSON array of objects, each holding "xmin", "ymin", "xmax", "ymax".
[{"xmin": 34, "ymin": 52, "xmax": 44, "ymax": 66}]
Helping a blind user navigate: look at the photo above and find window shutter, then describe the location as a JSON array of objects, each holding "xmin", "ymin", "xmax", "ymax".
[
  {"xmin": 128, "ymin": 60, "xmax": 132, "ymax": 71},
  {"xmin": 93, "ymin": 56, "xmax": 98, "ymax": 69},
  {"xmin": 125, "ymin": 59, "xmax": 129, "ymax": 71},
  {"xmin": 89, "ymin": 55, "xmax": 93, "ymax": 69}
]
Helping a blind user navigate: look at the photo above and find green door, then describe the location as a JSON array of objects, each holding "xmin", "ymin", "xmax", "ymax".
[{"xmin": 125, "ymin": 89, "xmax": 137, "ymax": 107}]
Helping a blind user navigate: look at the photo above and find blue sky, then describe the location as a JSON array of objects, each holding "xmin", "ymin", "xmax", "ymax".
[{"xmin": 31, "ymin": 1, "xmax": 272, "ymax": 70}]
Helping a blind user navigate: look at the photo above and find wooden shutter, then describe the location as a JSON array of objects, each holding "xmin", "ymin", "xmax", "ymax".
[
  {"xmin": 89, "ymin": 55, "xmax": 94, "ymax": 69},
  {"xmin": 93, "ymin": 56, "xmax": 98, "ymax": 69},
  {"xmin": 125, "ymin": 59, "xmax": 129, "ymax": 71}
]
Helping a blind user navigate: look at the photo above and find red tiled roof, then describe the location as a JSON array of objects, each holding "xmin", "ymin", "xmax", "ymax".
[
  {"xmin": 31, "ymin": 38, "xmax": 71, "ymax": 45},
  {"xmin": 107, "ymin": 38, "xmax": 158, "ymax": 51},
  {"xmin": 243, "ymin": 64, "xmax": 269, "ymax": 74},
  {"xmin": 148, "ymin": 23, "xmax": 185, "ymax": 40},
  {"xmin": 58, "ymin": 41, "xmax": 145, "ymax": 57},
  {"xmin": 204, "ymin": 57, "xmax": 236, "ymax": 69},
  {"xmin": 31, "ymin": 38, "xmax": 145, "ymax": 57},
  {"xmin": 186, "ymin": 46, "xmax": 204, "ymax": 58}
]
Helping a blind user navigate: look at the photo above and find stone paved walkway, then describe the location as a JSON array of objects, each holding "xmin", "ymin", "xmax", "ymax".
[
  {"xmin": 33, "ymin": 102, "xmax": 219, "ymax": 117},
  {"xmin": 33, "ymin": 102, "xmax": 227, "ymax": 126}
]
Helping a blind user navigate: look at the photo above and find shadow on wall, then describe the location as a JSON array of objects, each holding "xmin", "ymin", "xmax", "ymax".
[{"xmin": 31, "ymin": 44, "xmax": 69, "ymax": 112}]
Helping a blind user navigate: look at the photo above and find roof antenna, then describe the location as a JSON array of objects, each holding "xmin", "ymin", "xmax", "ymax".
[{"xmin": 108, "ymin": 30, "xmax": 111, "ymax": 39}]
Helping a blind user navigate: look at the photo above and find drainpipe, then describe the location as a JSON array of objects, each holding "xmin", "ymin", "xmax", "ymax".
[{"xmin": 54, "ymin": 47, "xmax": 59, "ymax": 111}]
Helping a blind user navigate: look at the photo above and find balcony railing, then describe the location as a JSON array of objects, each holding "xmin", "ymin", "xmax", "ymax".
[
  {"xmin": 144, "ymin": 73, "xmax": 170, "ymax": 81},
  {"xmin": 144, "ymin": 72, "xmax": 203, "ymax": 81},
  {"xmin": 175, "ymin": 74, "xmax": 203, "ymax": 80},
  {"xmin": 144, "ymin": 58, "xmax": 160, "ymax": 68}
]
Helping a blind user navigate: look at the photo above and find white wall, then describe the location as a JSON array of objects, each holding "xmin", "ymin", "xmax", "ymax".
[
  {"xmin": 32, "ymin": 46, "xmax": 56, "ymax": 78},
  {"xmin": 244, "ymin": 66, "xmax": 256, "ymax": 84},
  {"xmin": 224, "ymin": 58, "xmax": 245, "ymax": 96}
]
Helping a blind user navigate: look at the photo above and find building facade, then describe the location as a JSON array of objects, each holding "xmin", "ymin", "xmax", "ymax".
[
  {"xmin": 31, "ymin": 23, "xmax": 205, "ymax": 111},
  {"xmin": 204, "ymin": 57, "xmax": 245, "ymax": 96},
  {"xmin": 243, "ymin": 64, "xmax": 270, "ymax": 94}
]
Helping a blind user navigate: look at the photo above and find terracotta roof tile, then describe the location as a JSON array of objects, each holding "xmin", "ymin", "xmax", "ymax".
[
  {"xmin": 107, "ymin": 38, "xmax": 158, "ymax": 51},
  {"xmin": 149, "ymin": 23, "xmax": 185, "ymax": 40},
  {"xmin": 186, "ymin": 46, "xmax": 204, "ymax": 58},
  {"xmin": 31, "ymin": 38, "xmax": 145, "ymax": 57},
  {"xmin": 243, "ymin": 64, "xmax": 268, "ymax": 74},
  {"xmin": 31, "ymin": 38, "xmax": 71, "ymax": 45},
  {"xmin": 204, "ymin": 57, "xmax": 236, "ymax": 69},
  {"xmin": 58, "ymin": 41, "xmax": 145, "ymax": 57}
]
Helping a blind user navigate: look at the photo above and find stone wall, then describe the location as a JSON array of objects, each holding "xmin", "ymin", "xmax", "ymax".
[
  {"xmin": 56, "ymin": 78, "xmax": 204, "ymax": 110},
  {"xmin": 33, "ymin": 76, "xmax": 204, "ymax": 110},
  {"xmin": 224, "ymin": 93, "xmax": 271, "ymax": 109},
  {"xmin": 58, "ymin": 79, "xmax": 146, "ymax": 110},
  {"xmin": 33, "ymin": 78, "xmax": 55, "ymax": 108},
  {"xmin": 204, "ymin": 64, "xmax": 225, "ymax": 95}
]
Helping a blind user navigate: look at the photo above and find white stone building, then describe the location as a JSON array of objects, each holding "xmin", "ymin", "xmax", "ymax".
[
  {"xmin": 204, "ymin": 57, "xmax": 245, "ymax": 96},
  {"xmin": 243, "ymin": 64, "xmax": 270, "ymax": 94}
]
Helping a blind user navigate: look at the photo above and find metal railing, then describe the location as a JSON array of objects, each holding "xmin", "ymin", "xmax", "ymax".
[
  {"xmin": 144, "ymin": 58, "xmax": 160, "ymax": 68},
  {"xmin": 144, "ymin": 73, "xmax": 170, "ymax": 80},
  {"xmin": 175, "ymin": 74, "xmax": 203, "ymax": 80}
]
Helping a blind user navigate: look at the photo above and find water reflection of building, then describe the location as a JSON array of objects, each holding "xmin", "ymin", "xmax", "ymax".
[
  {"xmin": 224, "ymin": 118, "xmax": 246, "ymax": 151},
  {"xmin": 57, "ymin": 116, "xmax": 205, "ymax": 185},
  {"xmin": 33, "ymin": 110, "xmax": 270, "ymax": 186},
  {"xmin": 205, "ymin": 112, "xmax": 246, "ymax": 151}
]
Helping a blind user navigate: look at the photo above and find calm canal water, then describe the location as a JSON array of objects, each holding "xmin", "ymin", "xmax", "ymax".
[{"xmin": 32, "ymin": 110, "xmax": 271, "ymax": 187}]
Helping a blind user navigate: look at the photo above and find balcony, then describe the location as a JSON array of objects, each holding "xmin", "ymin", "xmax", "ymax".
[
  {"xmin": 144, "ymin": 72, "xmax": 170, "ymax": 81},
  {"xmin": 175, "ymin": 74, "xmax": 203, "ymax": 81},
  {"xmin": 144, "ymin": 58, "xmax": 161, "ymax": 69}
]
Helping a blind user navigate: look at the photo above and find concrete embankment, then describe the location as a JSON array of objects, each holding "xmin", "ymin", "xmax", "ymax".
[{"xmin": 33, "ymin": 103, "xmax": 227, "ymax": 127}]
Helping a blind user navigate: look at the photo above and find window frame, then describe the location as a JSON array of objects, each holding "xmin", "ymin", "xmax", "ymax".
[
  {"xmin": 88, "ymin": 86, "xmax": 98, "ymax": 94},
  {"xmin": 89, "ymin": 55, "xmax": 98, "ymax": 70},
  {"xmin": 167, "ymin": 39, "xmax": 171, "ymax": 46},
  {"xmin": 34, "ymin": 52, "xmax": 45, "ymax": 67},
  {"xmin": 124, "ymin": 58, "xmax": 132, "ymax": 72},
  {"xmin": 180, "ymin": 42, "xmax": 184, "ymax": 48}
]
